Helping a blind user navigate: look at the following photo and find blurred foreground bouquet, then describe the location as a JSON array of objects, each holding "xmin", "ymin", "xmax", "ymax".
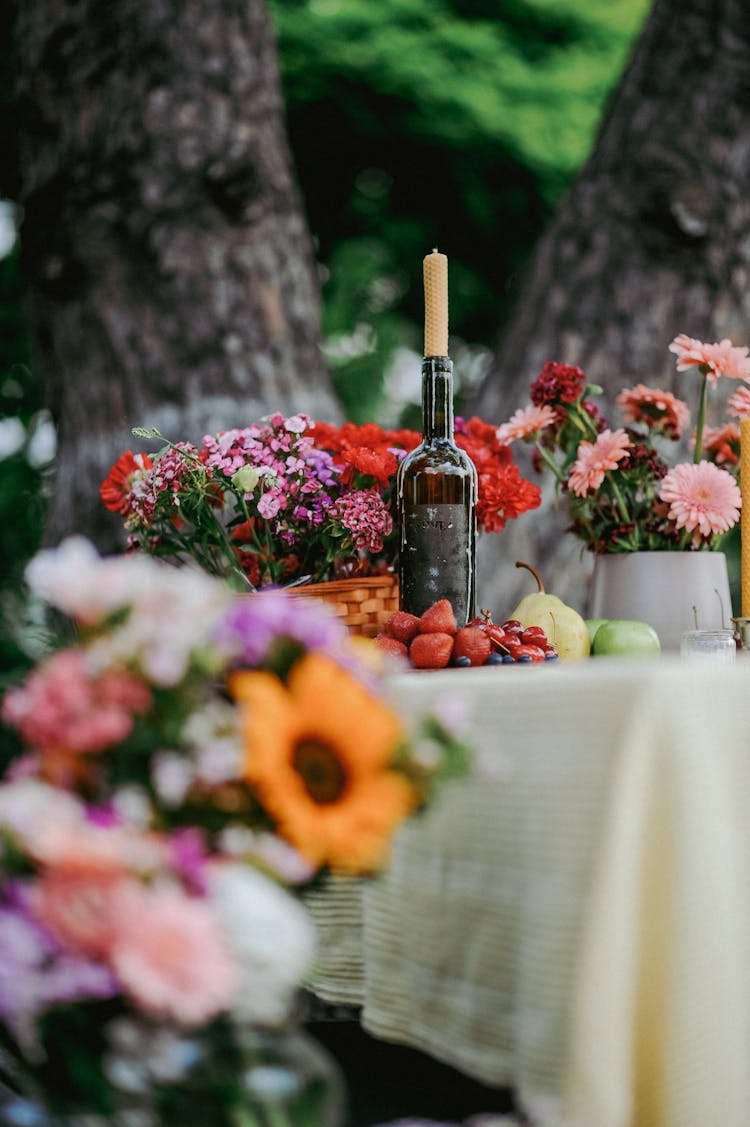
[
  {"xmin": 101, "ymin": 414, "xmax": 540, "ymax": 589},
  {"xmin": 497, "ymin": 335, "xmax": 748, "ymax": 553},
  {"xmin": 0, "ymin": 539, "xmax": 471, "ymax": 1126}
]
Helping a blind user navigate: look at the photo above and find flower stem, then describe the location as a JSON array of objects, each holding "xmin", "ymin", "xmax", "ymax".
[
  {"xmin": 693, "ymin": 371, "xmax": 709, "ymax": 463},
  {"xmin": 534, "ymin": 441, "xmax": 565, "ymax": 483},
  {"xmin": 608, "ymin": 475, "xmax": 631, "ymax": 525}
]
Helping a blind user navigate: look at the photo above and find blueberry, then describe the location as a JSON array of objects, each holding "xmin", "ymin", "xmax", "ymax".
[
  {"xmin": 455, "ymin": 655, "xmax": 472, "ymax": 667},
  {"xmin": 485, "ymin": 652, "xmax": 503, "ymax": 665},
  {"xmin": 501, "ymin": 653, "xmax": 516, "ymax": 664},
  {"xmin": 517, "ymin": 654, "xmax": 532, "ymax": 663},
  {"xmin": 544, "ymin": 652, "xmax": 559, "ymax": 661}
]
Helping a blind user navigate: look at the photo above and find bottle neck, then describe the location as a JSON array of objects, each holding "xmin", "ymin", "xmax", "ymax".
[{"xmin": 422, "ymin": 356, "xmax": 454, "ymax": 441}]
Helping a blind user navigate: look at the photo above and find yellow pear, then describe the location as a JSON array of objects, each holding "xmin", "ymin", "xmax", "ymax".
[{"xmin": 510, "ymin": 561, "xmax": 590, "ymax": 661}]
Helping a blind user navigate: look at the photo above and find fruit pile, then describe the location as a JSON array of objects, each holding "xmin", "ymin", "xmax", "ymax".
[{"xmin": 375, "ymin": 599, "xmax": 558, "ymax": 670}]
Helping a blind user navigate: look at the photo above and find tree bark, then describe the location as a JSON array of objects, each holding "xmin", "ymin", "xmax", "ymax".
[
  {"xmin": 12, "ymin": 0, "xmax": 338, "ymax": 549},
  {"xmin": 472, "ymin": 0, "xmax": 750, "ymax": 613}
]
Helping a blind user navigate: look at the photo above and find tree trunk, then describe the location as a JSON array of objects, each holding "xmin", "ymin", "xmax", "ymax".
[
  {"xmin": 471, "ymin": 0, "xmax": 750, "ymax": 614},
  {"xmin": 12, "ymin": 0, "xmax": 338, "ymax": 549}
]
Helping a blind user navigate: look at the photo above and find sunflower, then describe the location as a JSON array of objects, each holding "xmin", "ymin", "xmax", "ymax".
[{"xmin": 229, "ymin": 654, "xmax": 416, "ymax": 873}]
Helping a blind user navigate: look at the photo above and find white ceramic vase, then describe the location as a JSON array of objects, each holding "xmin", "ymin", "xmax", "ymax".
[{"xmin": 588, "ymin": 551, "xmax": 733, "ymax": 652}]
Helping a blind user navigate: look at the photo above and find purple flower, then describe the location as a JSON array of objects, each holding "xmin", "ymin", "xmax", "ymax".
[
  {"xmin": 0, "ymin": 903, "xmax": 116, "ymax": 1048},
  {"xmin": 214, "ymin": 589, "xmax": 349, "ymax": 666},
  {"xmin": 170, "ymin": 828, "xmax": 209, "ymax": 894}
]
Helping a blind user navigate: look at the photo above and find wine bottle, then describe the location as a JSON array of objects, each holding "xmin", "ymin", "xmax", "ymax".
[{"xmin": 397, "ymin": 250, "xmax": 477, "ymax": 624}]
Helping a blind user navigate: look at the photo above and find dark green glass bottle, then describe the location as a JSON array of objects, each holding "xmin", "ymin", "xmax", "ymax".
[{"xmin": 397, "ymin": 355, "xmax": 478, "ymax": 623}]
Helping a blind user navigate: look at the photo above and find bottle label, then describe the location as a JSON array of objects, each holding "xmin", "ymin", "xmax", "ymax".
[{"xmin": 400, "ymin": 503, "xmax": 475, "ymax": 622}]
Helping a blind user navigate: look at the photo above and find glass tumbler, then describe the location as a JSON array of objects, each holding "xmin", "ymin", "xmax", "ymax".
[{"xmin": 680, "ymin": 628, "xmax": 736, "ymax": 666}]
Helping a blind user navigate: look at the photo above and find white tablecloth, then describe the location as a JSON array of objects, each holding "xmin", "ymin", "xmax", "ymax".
[{"xmin": 305, "ymin": 658, "xmax": 750, "ymax": 1127}]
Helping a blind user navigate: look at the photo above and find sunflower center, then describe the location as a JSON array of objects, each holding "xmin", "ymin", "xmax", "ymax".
[{"xmin": 293, "ymin": 738, "xmax": 347, "ymax": 804}]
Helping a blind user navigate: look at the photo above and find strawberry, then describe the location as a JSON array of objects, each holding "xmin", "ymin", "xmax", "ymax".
[
  {"xmin": 418, "ymin": 599, "xmax": 457, "ymax": 635},
  {"xmin": 409, "ymin": 632, "xmax": 454, "ymax": 669},
  {"xmin": 452, "ymin": 626, "xmax": 492, "ymax": 667},
  {"xmin": 386, "ymin": 610, "xmax": 420, "ymax": 644},
  {"xmin": 374, "ymin": 634, "xmax": 408, "ymax": 659}
]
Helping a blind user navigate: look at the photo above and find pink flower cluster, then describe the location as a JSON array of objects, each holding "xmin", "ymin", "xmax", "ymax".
[
  {"xmin": 201, "ymin": 414, "xmax": 336, "ymax": 528},
  {"xmin": 2, "ymin": 650, "xmax": 151, "ymax": 756},
  {"xmin": 497, "ymin": 333, "xmax": 749, "ymax": 551},
  {"xmin": 129, "ymin": 442, "xmax": 202, "ymax": 526},
  {"xmin": 329, "ymin": 488, "xmax": 394, "ymax": 554},
  {"xmin": 0, "ymin": 779, "xmax": 316, "ymax": 1036}
]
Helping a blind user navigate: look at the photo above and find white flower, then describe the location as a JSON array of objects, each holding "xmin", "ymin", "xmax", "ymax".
[
  {"xmin": 151, "ymin": 752, "xmax": 194, "ymax": 808},
  {"xmin": 0, "ymin": 417, "xmax": 25, "ymax": 459},
  {"xmin": 25, "ymin": 537, "xmax": 124, "ymax": 623},
  {"xmin": 26, "ymin": 540, "xmax": 231, "ymax": 684},
  {"xmin": 0, "ymin": 779, "xmax": 83, "ymax": 844},
  {"xmin": 208, "ymin": 862, "xmax": 317, "ymax": 1027},
  {"xmin": 26, "ymin": 415, "xmax": 57, "ymax": 467},
  {"xmin": 184, "ymin": 700, "xmax": 243, "ymax": 784}
]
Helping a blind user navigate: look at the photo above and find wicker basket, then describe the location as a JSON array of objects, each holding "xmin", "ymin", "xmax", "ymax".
[{"xmin": 291, "ymin": 575, "xmax": 399, "ymax": 637}]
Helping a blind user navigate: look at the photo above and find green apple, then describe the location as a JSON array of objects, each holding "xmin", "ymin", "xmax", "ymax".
[
  {"xmin": 585, "ymin": 618, "xmax": 608, "ymax": 647},
  {"xmin": 591, "ymin": 619, "xmax": 661, "ymax": 657}
]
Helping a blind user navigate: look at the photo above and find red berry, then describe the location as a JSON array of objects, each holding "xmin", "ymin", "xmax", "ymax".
[
  {"xmin": 418, "ymin": 599, "xmax": 457, "ymax": 635},
  {"xmin": 374, "ymin": 635, "xmax": 409, "ymax": 659},
  {"xmin": 514, "ymin": 643, "xmax": 546, "ymax": 662},
  {"xmin": 521, "ymin": 627, "xmax": 547, "ymax": 645},
  {"xmin": 503, "ymin": 619, "xmax": 523, "ymax": 631},
  {"xmin": 386, "ymin": 610, "xmax": 420, "ymax": 644},
  {"xmin": 451, "ymin": 626, "xmax": 492, "ymax": 667},
  {"xmin": 409, "ymin": 632, "xmax": 454, "ymax": 669},
  {"xmin": 485, "ymin": 625, "xmax": 508, "ymax": 649}
]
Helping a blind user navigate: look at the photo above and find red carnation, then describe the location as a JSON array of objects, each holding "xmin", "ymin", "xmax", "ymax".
[
  {"xmin": 531, "ymin": 361, "xmax": 587, "ymax": 408},
  {"xmin": 476, "ymin": 465, "xmax": 542, "ymax": 533},
  {"xmin": 100, "ymin": 451, "xmax": 153, "ymax": 515}
]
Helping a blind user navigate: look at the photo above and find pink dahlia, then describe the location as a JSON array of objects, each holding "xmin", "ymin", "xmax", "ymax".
[
  {"xmin": 669, "ymin": 334, "xmax": 750, "ymax": 384},
  {"xmin": 728, "ymin": 385, "xmax": 750, "ymax": 418},
  {"xmin": 616, "ymin": 384, "xmax": 690, "ymax": 440},
  {"xmin": 567, "ymin": 429, "xmax": 631, "ymax": 497},
  {"xmin": 658, "ymin": 461, "xmax": 741, "ymax": 540},
  {"xmin": 496, "ymin": 404, "xmax": 557, "ymax": 444}
]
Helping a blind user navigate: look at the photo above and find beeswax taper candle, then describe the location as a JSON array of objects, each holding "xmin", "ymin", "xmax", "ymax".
[
  {"xmin": 423, "ymin": 249, "xmax": 448, "ymax": 358},
  {"xmin": 741, "ymin": 417, "xmax": 750, "ymax": 616}
]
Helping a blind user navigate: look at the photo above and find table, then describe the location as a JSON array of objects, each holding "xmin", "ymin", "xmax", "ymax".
[{"xmin": 304, "ymin": 658, "xmax": 750, "ymax": 1127}]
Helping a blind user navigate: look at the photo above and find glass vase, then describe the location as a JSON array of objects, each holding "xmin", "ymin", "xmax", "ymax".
[{"xmin": 0, "ymin": 1020, "xmax": 346, "ymax": 1127}]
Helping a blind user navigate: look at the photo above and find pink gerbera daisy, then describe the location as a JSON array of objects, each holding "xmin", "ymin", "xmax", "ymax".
[
  {"xmin": 496, "ymin": 404, "xmax": 557, "ymax": 444},
  {"xmin": 700, "ymin": 423, "xmax": 741, "ymax": 466},
  {"xmin": 567, "ymin": 429, "xmax": 631, "ymax": 497},
  {"xmin": 616, "ymin": 384, "xmax": 690, "ymax": 440},
  {"xmin": 669, "ymin": 334, "xmax": 750, "ymax": 384},
  {"xmin": 727, "ymin": 385, "xmax": 750, "ymax": 418},
  {"xmin": 658, "ymin": 461, "xmax": 741, "ymax": 540}
]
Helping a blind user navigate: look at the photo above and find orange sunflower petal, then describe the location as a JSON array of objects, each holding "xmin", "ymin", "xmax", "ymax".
[
  {"xmin": 287, "ymin": 655, "xmax": 404, "ymax": 774},
  {"xmin": 229, "ymin": 656, "xmax": 415, "ymax": 873}
]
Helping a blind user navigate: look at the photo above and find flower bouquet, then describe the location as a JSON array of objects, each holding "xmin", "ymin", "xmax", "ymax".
[
  {"xmin": 496, "ymin": 334, "xmax": 749, "ymax": 553},
  {"xmin": 100, "ymin": 414, "xmax": 541, "ymax": 592},
  {"xmin": 0, "ymin": 539, "xmax": 472, "ymax": 1126}
]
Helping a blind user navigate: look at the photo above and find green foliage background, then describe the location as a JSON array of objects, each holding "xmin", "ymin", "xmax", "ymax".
[{"xmin": 269, "ymin": 0, "xmax": 649, "ymax": 421}]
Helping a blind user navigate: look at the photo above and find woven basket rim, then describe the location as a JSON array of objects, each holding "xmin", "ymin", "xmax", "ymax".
[{"xmin": 293, "ymin": 574, "xmax": 397, "ymax": 596}]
